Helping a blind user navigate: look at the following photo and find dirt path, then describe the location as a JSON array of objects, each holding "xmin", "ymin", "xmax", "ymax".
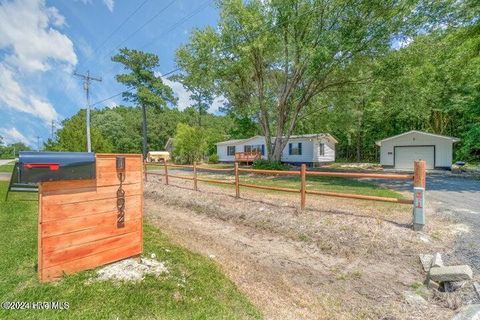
[{"xmin": 145, "ymin": 176, "xmax": 460, "ymax": 319}]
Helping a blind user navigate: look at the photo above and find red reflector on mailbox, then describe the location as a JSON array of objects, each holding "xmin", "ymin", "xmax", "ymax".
[{"xmin": 24, "ymin": 163, "xmax": 60, "ymax": 171}]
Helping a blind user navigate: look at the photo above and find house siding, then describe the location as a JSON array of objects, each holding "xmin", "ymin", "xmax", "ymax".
[
  {"xmin": 313, "ymin": 139, "xmax": 336, "ymax": 163},
  {"xmin": 217, "ymin": 135, "xmax": 336, "ymax": 164},
  {"xmin": 379, "ymin": 132, "xmax": 453, "ymax": 168}
]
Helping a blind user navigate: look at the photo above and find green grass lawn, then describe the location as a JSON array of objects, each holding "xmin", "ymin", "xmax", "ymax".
[
  {"xmin": 0, "ymin": 163, "xmax": 14, "ymax": 173},
  {"xmin": 0, "ymin": 181, "xmax": 261, "ymax": 320},
  {"xmin": 237, "ymin": 174, "xmax": 404, "ymax": 199},
  {"xmin": 147, "ymin": 163, "xmax": 234, "ymax": 171},
  {"xmin": 155, "ymin": 168, "xmax": 404, "ymax": 200}
]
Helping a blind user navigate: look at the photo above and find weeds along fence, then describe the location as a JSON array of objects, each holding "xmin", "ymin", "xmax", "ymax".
[{"xmin": 148, "ymin": 161, "xmax": 427, "ymax": 211}]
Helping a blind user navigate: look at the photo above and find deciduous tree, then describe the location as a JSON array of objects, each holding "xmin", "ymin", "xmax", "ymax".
[{"xmin": 176, "ymin": 0, "xmax": 443, "ymax": 161}]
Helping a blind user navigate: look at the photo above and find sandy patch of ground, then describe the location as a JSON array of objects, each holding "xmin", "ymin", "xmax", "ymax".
[
  {"xmin": 145, "ymin": 175, "xmax": 462, "ymax": 319},
  {"xmin": 90, "ymin": 257, "xmax": 168, "ymax": 282}
]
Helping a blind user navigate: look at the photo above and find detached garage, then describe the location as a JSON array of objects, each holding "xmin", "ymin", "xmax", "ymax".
[{"xmin": 376, "ymin": 130, "xmax": 460, "ymax": 170}]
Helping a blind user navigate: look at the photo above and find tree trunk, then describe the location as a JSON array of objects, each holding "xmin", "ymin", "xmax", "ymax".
[{"xmin": 356, "ymin": 134, "xmax": 361, "ymax": 163}]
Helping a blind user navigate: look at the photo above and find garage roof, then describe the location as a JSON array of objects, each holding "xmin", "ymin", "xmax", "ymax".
[{"xmin": 375, "ymin": 130, "xmax": 460, "ymax": 146}]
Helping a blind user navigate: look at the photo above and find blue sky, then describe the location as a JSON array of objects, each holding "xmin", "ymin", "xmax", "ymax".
[{"xmin": 0, "ymin": 0, "xmax": 220, "ymax": 147}]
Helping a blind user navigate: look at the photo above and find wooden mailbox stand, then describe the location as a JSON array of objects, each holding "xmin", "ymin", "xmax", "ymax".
[{"xmin": 38, "ymin": 154, "xmax": 143, "ymax": 282}]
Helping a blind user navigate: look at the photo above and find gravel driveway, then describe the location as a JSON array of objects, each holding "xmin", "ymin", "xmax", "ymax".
[
  {"xmin": 368, "ymin": 174, "xmax": 480, "ymax": 271},
  {"xmin": 0, "ymin": 159, "xmax": 14, "ymax": 166}
]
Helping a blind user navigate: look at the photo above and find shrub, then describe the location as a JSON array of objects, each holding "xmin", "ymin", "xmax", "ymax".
[
  {"xmin": 252, "ymin": 159, "xmax": 290, "ymax": 170},
  {"xmin": 208, "ymin": 154, "xmax": 219, "ymax": 164}
]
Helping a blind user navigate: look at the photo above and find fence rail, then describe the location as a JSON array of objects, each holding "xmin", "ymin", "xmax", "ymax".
[
  {"xmin": 150, "ymin": 161, "xmax": 427, "ymax": 204},
  {"xmin": 149, "ymin": 160, "xmax": 427, "ymax": 230}
]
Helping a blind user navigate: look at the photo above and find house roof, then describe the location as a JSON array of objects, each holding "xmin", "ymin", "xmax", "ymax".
[
  {"xmin": 216, "ymin": 133, "xmax": 338, "ymax": 145},
  {"xmin": 375, "ymin": 130, "xmax": 460, "ymax": 146},
  {"xmin": 215, "ymin": 135, "xmax": 264, "ymax": 146},
  {"xmin": 288, "ymin": 133, "xmax": 338, "ymax": 144}
]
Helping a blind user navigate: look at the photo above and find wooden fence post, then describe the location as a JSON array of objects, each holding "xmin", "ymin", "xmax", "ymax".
[
  {"xmin": 414, "ymin": 160, "xmax": 426, "ymax": 188},
  {"xmin": 235, "ymin": 162, "xmax": 240, "ymax": 198},
  {"xmin": 164, "ymin": 161, "xmax": 169, "ymax": 185},
  {"xmin": 300, "ymin": 164, "xmax": 306, "ymax": 210},
  {"xmin": 193, "ymin": 161, "xmax": 198, "ymax": 191}
]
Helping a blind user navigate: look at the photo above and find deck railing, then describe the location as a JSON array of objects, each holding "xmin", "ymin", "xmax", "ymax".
[{"xmin": 235, "ymin": 151, "xmax": 261, "ymax": 163}]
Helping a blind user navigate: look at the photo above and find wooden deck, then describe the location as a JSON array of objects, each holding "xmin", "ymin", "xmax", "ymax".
[{"xmin": 235, "ymin": 152, "xmax": 261, "ymax": 163}]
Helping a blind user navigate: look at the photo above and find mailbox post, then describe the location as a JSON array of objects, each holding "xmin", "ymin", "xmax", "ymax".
[{"xmin": 17, "ymin": 152, "xmax": 144, "ymax": 282}]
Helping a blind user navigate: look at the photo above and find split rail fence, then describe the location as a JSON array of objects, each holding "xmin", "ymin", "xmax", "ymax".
[{"xmin": 149, "ymin": 160, "xmax": 426, "ymax": 211}]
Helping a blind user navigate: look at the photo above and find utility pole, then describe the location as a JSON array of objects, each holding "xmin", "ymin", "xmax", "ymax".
[
  {"xmin": 51, "ymin": 120, "xmax": 55, "ymax": 140},
  {"xmin": 36, "ymin": 136, "xmax": 41, "ymax": 152},
  {"xmin": 74, "ymin": 70, "xmax": 102, "ymax": 153},
  {"xmin": 141, "ymin": 104, "xmax": 148, "ymax": 161}
]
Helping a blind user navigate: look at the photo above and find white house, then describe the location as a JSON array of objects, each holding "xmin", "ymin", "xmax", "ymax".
[
  {"xmin": 376, "ymin": 130, "xmax": 460, "ymax": 170},
  {"xmin": 216, "ymin": 134, "xmax": 337, "ymax": 166}
]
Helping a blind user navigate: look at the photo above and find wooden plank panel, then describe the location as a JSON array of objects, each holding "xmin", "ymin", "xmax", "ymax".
[
  {"xmin": 38, "ymin": 153, "xmax": 144, "ymax": 282},
  {"xmin": 95, "ymin": 170, "xmax": 142, "ymax": 187},
  {"xmin": 41, "ymin": 242, "xmax": 142, "ymax": 282},
  {"xmin": 41, "ymin": 208, "xmax": 142, "ymax": 237},
  {"xmin": 96, "ymin": 155, "xmax": 143, "ymax": 172},
  {"xmin": 41, "ymin": 183, "xmax": 141, "ymax": 203},
  {"xmin": 140, "ymin": 161, "xmax": 144, "ymax": 254},
  {"xmin": 41, "ymin": 179, "xmax": 96, "ymax": 192},
  {"xmin": 42, "ymin": 218, "xmax": 140, "ymax": 253},
  {"xmin": 42, "ymin": 195, "xmax": 141, "ymax": 222},
  {"xmin": 43, "ymin": 232, "xmax": 140, "ymax": 268},
  {"xmin": 38, "ymin": 184, "xmax": 43, "ymax": 282}
]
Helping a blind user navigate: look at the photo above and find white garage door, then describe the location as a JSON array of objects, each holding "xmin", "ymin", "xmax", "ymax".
[{"xmin": 395, "ymin": 146, "xmax": 434, "ymax": 169}]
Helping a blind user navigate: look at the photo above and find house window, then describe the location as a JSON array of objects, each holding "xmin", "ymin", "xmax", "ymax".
[
  {"xmin": 289, "ymin": 142, "xmax": 302, "ymax": 155},
  {"xmin": 244, "ymin": 144, "xmax": 264, "ymax": 155},
  {"xmin": 227, "ymin": 146, "xmax": 236, "ymax": 156},
  {"xmin": 319, "ymin": 143, "xmax": 325, "ymax": 156}
]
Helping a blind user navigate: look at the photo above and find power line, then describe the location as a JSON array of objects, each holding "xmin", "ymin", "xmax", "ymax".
[
  {"xmin": 102, "ymin": 0, "xmax": 176, "ymax": 61},
  {"xmin": 97, "ymin": 0, "xmax": 212, "ymax": 79},
  {"xmin": 89, "ymin": 2, "xmax": 321, "ymax": 108},
  {"xmin": 90, "ymin": 67, "xmax": 180, "ymax": 107},
  {"xmin": 79, "ymin": 0, "xmax": 151, "ymax": 71},
  {"xmin": 139, "ymin": 0, "xmax": 210, "ymax": 50},
  {"xmin": 93, "ymin": 0, "xmax": 150, "ymax": 54}
]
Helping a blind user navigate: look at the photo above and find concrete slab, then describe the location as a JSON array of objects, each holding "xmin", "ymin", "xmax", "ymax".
[{"xmin": 429, "ymin": 265, "xmax": 473, "ymax": 283}]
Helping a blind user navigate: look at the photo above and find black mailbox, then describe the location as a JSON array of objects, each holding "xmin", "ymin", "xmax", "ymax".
[{"xmin": 19, "ymin": 151, "xmax": 96, "ymax": 183}]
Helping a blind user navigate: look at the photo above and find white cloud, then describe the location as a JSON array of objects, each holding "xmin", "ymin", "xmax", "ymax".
[
  {"xmin": 159, "ymin": 74, "xmax": 225, "ymax": 114},
  {"xmin": 0, "ymin": 64, "xmax": 58, "ymax": 124},
  {"xmin": 161, "ymin": 76, "xmax": 195, "ymax": 110},
  {"xmin": 210, "ymin": 95, "xmax": 226, "ymax": 114},
  {"xmin": 103, "ymin": 0, "xmax": 114, "ymax": 12},
  {"xmin": 77, "ymin": 0, "xmax": 114, "ymax": 12},
  {"xmin": 0, "ymin": 0, "xmax": 77, "ymax": 72},
  {"xmin": 0, "ymin": 0, "xmax": 77, "ymax": 128},
  {"xmin": 0, "ymin": 127, "xmax": 32, "ymax": 145}
]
